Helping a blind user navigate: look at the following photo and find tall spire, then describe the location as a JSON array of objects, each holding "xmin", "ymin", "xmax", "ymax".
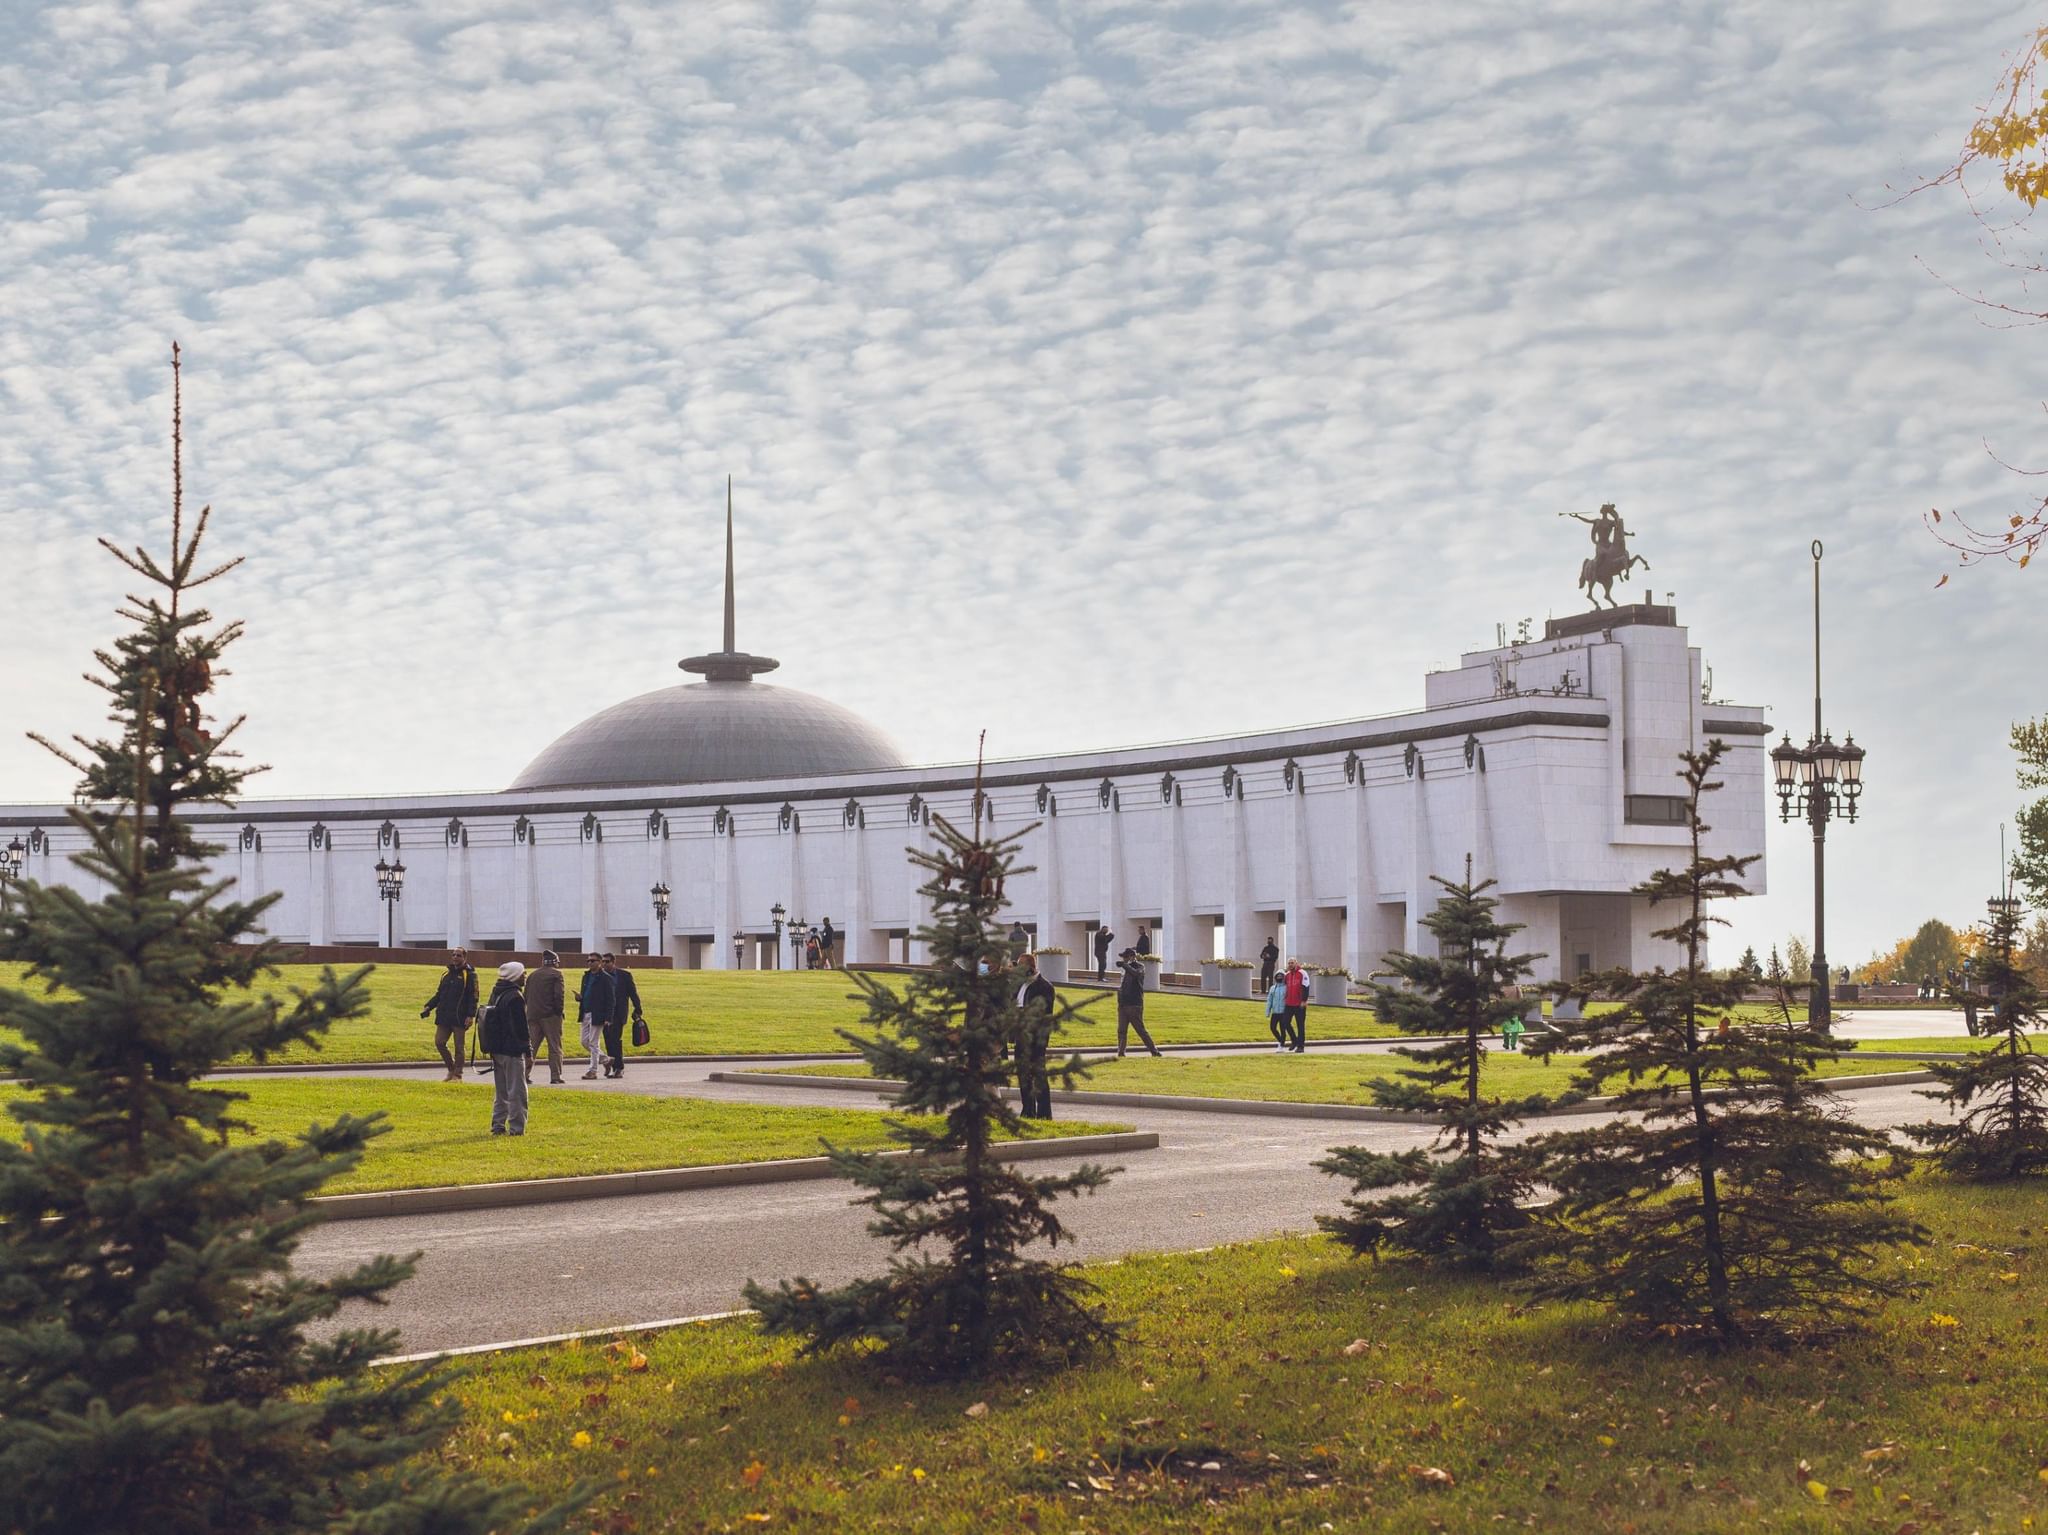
[
  {"xmin": 681, "ymin": 477, "xmax": 780, "ymax": 682},
  {"xmin": 723, "ymin": 474, "xmax": 736, "ymax": 653}
]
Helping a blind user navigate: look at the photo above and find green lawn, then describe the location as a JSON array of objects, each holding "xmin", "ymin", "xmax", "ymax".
[
  {"xmin": 1858, "ymin": 1033, "xmax": 2046, "ymax": 1055},
  {"xmin": 0, "ymin": 1077, "xmax": 1130, "ymax": 1197},
  {"xmin": 0, "ymin": 961, "xmax": 1398, "ymax": 1063},
  {"xmin": 445, "ymin": 1177, "xmax": 2048, "ymax": 1533},
  {"xmin": 764, "ymin": 1047, "xmax": 1937, "ymax": 1105}
]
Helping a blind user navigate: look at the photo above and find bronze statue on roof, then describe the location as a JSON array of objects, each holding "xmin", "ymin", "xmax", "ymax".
[{"xmin": 1563, "ymin": 502, "xmax": 1650, "ymax": 609}]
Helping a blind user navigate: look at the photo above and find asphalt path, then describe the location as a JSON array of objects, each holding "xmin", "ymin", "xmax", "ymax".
[{"xmin": 293, "ymin": 1058, "xmax": 1954, "ymax": 1355}]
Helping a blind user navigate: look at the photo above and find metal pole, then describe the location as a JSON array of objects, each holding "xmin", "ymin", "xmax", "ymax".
[
  {"xmin": 384, "ymin": 894, "xmax": 394, "ymax": 950},
  {"xmin": 1809, "ymin": 540, "xmax": 1829, "ymax": 1031}
]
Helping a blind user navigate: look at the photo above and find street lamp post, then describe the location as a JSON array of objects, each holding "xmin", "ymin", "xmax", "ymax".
[
  {"xmin": 788, "ymin": 917, "xmax": 811, "ymax": 969},
  {"xmin": 374, "ymin": 855, "xmax": 407, "ymax": 949},
  {"xmin": 0, "ymin": 836, "xmax": 24, "ymax": 911},
  {"xmin": 769, "ymin": 902, "xmax": 787, "ymax": 970},
  {"xmin": 650, "ymin": 881, "xmax": 671, "ymax": 959},
  {"xmin": 731, "ymin": 931, "xmax": 746, "ymax": 971},
  {"xmin": 1768, "ymin": 541, "xmax": 1865, "ymax": 1032}
]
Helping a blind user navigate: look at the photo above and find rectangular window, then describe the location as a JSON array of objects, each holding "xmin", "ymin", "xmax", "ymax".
[{"xmin": 1625, "ymin": 795, "xmax": 1688, "ymax": 825}]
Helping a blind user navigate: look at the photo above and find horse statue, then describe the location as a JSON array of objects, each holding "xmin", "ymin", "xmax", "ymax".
[{"xmin": 1563, "ymin": 503, "xmax": 1650, "ymax": 609}]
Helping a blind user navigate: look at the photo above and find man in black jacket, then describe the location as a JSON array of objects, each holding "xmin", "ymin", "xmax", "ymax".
[
  {"xmin": 1014, "ymin": 954, "xmax": 1057, "ymax": 1119},
  {"xmin": 601, "ymin": 953, "xmax": 644, "ymax": 1078},
  {"xmin": 1092, "ymin": 925, "xmax": 1115, "ymax": 976},
  {"xmin": 577, "ymin": 955, "xmax": 614, "ymax": 1080},
  {"xmin": 1116, "ymin": 948, "xmax": 1162, "ymax": 1058},
  {"xmin": 1258, "ymin": 936, "xmax": 1281, "ymax": 993},
  {"xmin": 419, "ymin": 950, "xmax": 479, "ymax": 1082},
  {"xmin": 480, "ymin": 961, "xmax": 531, "ymax": 1135}
]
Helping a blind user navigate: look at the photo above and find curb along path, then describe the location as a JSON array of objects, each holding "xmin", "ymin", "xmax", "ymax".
[
  {"xmin": 310, "ymin": 1130, "xmax": 1157, "ymax": 1222},
  {"xmin": 709, "ymin": 1068, "xmax": 1942, "ymax": 1122}
]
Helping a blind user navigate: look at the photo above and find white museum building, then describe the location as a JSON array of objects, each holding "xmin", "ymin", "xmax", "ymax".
[{"xmin": 0, "ymin": 520, "xmax": 1768, "ymax": 984}]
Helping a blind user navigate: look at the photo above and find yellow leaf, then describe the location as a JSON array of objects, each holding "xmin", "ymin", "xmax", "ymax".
[
  {"xmin": 1806, "ymin": 1480, "xmax": 1830, "ymax": 1501},
  {"xmin": 571, "ymin": 1430, "xmax": 592, "ymax": 1449},
  {"xmin": 1596, "ymin": 1435, "xmax": 1616, "ymax": 1448},
  {"xmin": 742, "ymin": 1460, "xmax": 767, "ymax": 1487},
  {"xmin": 1032, "ymin": 1446, "xmax": 1051, "ymax": 1463},
  {"xmin": 1278, "ymin": 1266, "xmax": 1297, "ymax": 1279},
  {"xmin": 742, "ymin": 1516, "xmax": 771, "ymax": 1525},
  {"xmin": 912, "ymin": 1467, "xmax": 928, "ymax": 1483},
  {"xmin": 501, "ymin": 1409, "xmax": 518, "ymax": 1425},
  {"xmin": 1926, "ymin": 1313, "xmax": 1960, "ymax": 1329},
  {"xmin": 627, "ymin": 1350, "xmax": 649, "ymax": 1372}
]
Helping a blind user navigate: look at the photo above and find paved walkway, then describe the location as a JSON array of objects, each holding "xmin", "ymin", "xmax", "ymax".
[{"xmin": 292, "ymin": 1058, "xmax": 1953, "ymax": 1355}]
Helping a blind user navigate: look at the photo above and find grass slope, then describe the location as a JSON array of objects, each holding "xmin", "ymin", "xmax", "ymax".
[
  {"xmin": 0, "ymin": 1077, "xmax": 1128, "ymax": 1196},
  {"xmin": 0, "ymin": 961, "xmax": 1396, "ymax": 1063},
  {"xmin": 446, "ymin": 1177, "xmax": 2048, "ymax": 1533},
  {"xmin": 766, "ymin": 1048, "xmax": 1938, "ymax": 1105}
]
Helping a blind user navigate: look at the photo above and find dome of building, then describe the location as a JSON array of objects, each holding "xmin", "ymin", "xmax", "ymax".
[
  {"xmin": 508, "ymin": 679, "xmax": 907, "ymax": 790},
  {"xmin": 507, "ymin": 481, "xmax": 907, "ymax": 792}
]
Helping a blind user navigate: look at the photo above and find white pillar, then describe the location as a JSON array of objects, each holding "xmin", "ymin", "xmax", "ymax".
[
  {"xmin": 1097, "ymin": 779, "xmax": 1123, "ymax": 949},
  {"xmin": 1405, "ymin": 747, "xmax": 1430, "ymax": 955},
  {"xmin": 1222, "ymin": 767, "xmax": 1253, "ymax": 962},
  {"xmin": 578, "ymin": 813, "xmax": 603, "ymax": 953},
  {"xmin": 646, "ymin": 812, "xmax": 669, "ymax": 958},
  {"xmin": 844, "ymin": 801, "xmax": 872, "ymax": 964},
  {"xmin": 1466, "ymin": 736, "xmax": 1496, "ymax": 887},
  {"xmin": 780, "ymin": 803, "xmax": 803, "ymax": 969},
  {"xmin": 1159, "ymin": 775, "xmax": 1196, "ymax": 973},
  {"xmin": 1283, "ymin": 761, "xmax": 1314, "ymax": 963},
  {"xmin": 443, "ymin": 819, "xmax": 469, "ymax": 949},
  {"xmin": 512, "ymin": 817, "xmax": 535, "ymax": 951},
  {"xmin": 1034, "ymin": 789, "xmax": 1062, "ymax": 953},
  {"xmin": 306, "ymin": 824, "xmax": 330, "ymax": 945},
  {"xmin": 907, "ymin": 798, "xmax": 934, "ymax": 965},
  {"xmin": 713, "ymin": 809, "xmax": 737, "ymax": 968}
]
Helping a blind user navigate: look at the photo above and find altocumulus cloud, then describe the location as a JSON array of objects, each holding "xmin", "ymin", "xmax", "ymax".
[{"xmin": 0, "ymin": 0, "xmax": 2042, "ymax": 965}]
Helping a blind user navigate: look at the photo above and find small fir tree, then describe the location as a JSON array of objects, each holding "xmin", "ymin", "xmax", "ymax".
[
  {"xmin": 745, "ymin": 807, "xmax": 1117, "ymax": 1377},
  {"xmin": 1905, "ymin": 893, "xmax": 2048, "ymax": 1179},
  {"xmin": 1510, "ymin": 744, "xmax": 1923, "ymax": 1346},
  {"xmin": 1734, "ymin": 944, "xmax": 1762, "ymax": 983},
  {"xmin": 0, "ymin": 348, "xmax": 576, "ymax": 1535},
  {"xmin": 1316, "ymin": 869, "xmax": 1552, "ymax": 1270}
]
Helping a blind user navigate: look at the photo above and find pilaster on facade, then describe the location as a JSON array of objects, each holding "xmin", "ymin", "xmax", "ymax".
[
  {"xmin": 578, "ymin": 812, "xmax": 604, "ymax": 953},
  {"xmin": 1464, "ymin": 734, "xmax": 1495, "ymax": 888},
  {"xmin": 1158, "ymin": 773, "xmax": 1196, "ymax": 973},
  {"xmin": 1097, "ymin": 777, "xmax": 1123, "ymax": 949},
  {"xmin": 711, "ymin": 807, "xmax": 738, "ymax": 968},
  {"xmin": 305, "ymin": 823, "xmax": 330, "ymax": 946},
  {"xmin": 443, "ymin": 818, "xmax": 469, "ymax": 950},
  {"xmin": 236, "ymin": 824, "xmax": 262, "ymax": 933},
  {"xmin": 906, "ymin": 796, "xmax": 934, "ymax": 965},
  {"xmin": 1404, "ymin": 743, "xmax": 1430, "ymax": 955},
  {"xmin": 1033, "ymin": 785, "xmax": 1061, "ymax": 954},
  {"xmin": 511, "ymin": 816, "xmax": 535, "ymax": 950},
  {"xmin": 1221, "ymin": 765, "xmax": 1253, "ymax": 961},
  {"xmin": 842, "ymin": 799, "xmax": 872, "ymax": 964},
  {"xmin": 778, "ymin": 802, "xmax": 802, "ymax": 970},
  {"xmin": 646, "ymin": 811, "xmax": 670, "ymax": 959}
]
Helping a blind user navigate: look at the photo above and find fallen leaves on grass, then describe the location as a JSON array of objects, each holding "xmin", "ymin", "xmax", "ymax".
[
  {"xmin": 1407, "ymin": 1464, "xmax": 1455, "ymax": 1487},
  {"xmin": 741, "ymin": 1460, "xmax": 767, "ymax": 1488},
  {"xmin": 964, "ymin": 1401, "xmax": 988, "ymax": 1419}
]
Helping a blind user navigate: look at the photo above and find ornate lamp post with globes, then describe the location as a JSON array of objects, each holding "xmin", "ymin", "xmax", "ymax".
[
  {"xmin": 373, "ymin": 855, "xmax": 406, "ymax": 949},
  {"xmin": 650, "ymin": 881, "xmax": 671, "ymax": 960},
  {"xmin": 1769, "ymin": 541, "xmax": 1865, "ymax": 1031},
  {"xmin": 0, "ymin": 835, "xmax": 25, "ymax": 911}
]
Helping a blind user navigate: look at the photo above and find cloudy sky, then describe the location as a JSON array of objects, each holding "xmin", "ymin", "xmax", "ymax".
[{"xmin": 3, "ymin": 0, "xmax": 2043, "ymax": 966}]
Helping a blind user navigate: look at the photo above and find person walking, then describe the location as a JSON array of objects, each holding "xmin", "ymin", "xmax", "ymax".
[
  {"xmin": 818, "ymin": 917, "xmax": 837, "ymax": 968},
  {"xmin": 1258, "ymin": 936, "xmax": 1281, "ymax": 994},
  {"xmin": 1093, "ymin": 925, "xmax": 1115, "ymax": 977},
  {"xmin": 601, "ymin": 952, "xmax": 644, "ymax": 1079},
  {"xmin": 1014, "ymin": 953, "xmax": 1057, "ymax": 1119},
  {"xmin": 1501, "ymin": 1012, "xmax": 1526, "ymax": 1053},
  {"xmin": 1115, "ymin": 948, "xmax": 1162, "ymax": 1058},
  {"xmin": 480, "ymin": 961, "xmax": 531, "ymax": 1136},
  {"xmin": 577, "ymin": 954, "xmax": 614, "ymax": 1080},
  {"xmin": 1265, "ymin": 969, "xmax": 1291, "ymax": 1052},
  {"xmin": 1280, "ymin": 958, "xmax": 1311, "ymax": 1053},
  {"xmin": 419, "ymin": 950, "xmax": 479, "ymax": 1081},
  {"xmin": 524, "ymin": 949, "xmax": 567, "ymax": 1083},
  {"xmin": 1008, "ymin": 919, "xmax": 1030, "ymax": 953},
  {"xmin": 1135, "ymin": 925, "xmax": 1152, "ymax": 957}
]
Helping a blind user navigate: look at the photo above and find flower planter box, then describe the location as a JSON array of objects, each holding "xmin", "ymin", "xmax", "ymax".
[
  {"xmin": 1219, "ymin": 967, "xmax": 1254, "ymax": 1000},
  {"xmin": 1036, "ymin": 952, "xmax": 1069, "ymax": 983},
  {"xmin": 1140, "ymin": 956, "xmax": 1162, "ymax": 992},
  {"xmin": 1199, "ymin": 960, "xmax": 1220, "ymax": 994},
  {"xmin": 1312, "ymin": 972, "xmax": 1350, "ymax": 1007}
]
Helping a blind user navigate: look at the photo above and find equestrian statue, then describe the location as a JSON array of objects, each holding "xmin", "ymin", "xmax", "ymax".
[{"xmin": 1562, "ymin": 502, "xmax": 1649, "ymax": 609}]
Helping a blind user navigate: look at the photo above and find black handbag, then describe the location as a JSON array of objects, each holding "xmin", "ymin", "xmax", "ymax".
[{"xmin": 631, "ymin": 1016, "xmax": 651, "ymax": 1049}]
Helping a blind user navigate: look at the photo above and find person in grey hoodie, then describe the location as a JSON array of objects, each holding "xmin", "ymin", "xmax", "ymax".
[{"xmin": 480, "ymin": 961, "xmax": 531, "ymax": 1135}]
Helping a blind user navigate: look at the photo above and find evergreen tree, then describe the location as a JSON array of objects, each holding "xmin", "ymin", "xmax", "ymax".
[
  {"xmin": 1316, "ymin": 870, "xmax": 1552, "ymax": 1270},
  {"xmin": 0, "ymin": 348, "xmax": 577, "ymax": 1535},
  {"xmin": 1905, "ymin": 893, "xmax": 2048, "ymax": 1179},
  {"xmin": 744, "ymin": 809, "xmax": 1117, "ymax": 1377},
  {"xmin": 1785, "ymin": 934, "xmax": 1812, "ymax": 984},
  {"xmin": 1734, "ymin": 945, "xmax": 1762, "ymax": 984},
  {"xmin": 1509, "ymin": 744, "xmax": 1923, "ymax": 1346}
]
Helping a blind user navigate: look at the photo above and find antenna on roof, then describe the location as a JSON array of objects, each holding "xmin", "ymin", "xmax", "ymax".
[
  {"xmin": 681, "ymin": 476, "xmax": 779, "ymax": 682},
  {"xmin": 723, "ymin": 474, "xmax": 736, "ymax": 654}
]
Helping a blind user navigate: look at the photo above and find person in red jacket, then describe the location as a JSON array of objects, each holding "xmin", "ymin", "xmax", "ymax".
[{"xmin": 1281, "ymin": 959, "xmax": 1311, "ymax": 1053}]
